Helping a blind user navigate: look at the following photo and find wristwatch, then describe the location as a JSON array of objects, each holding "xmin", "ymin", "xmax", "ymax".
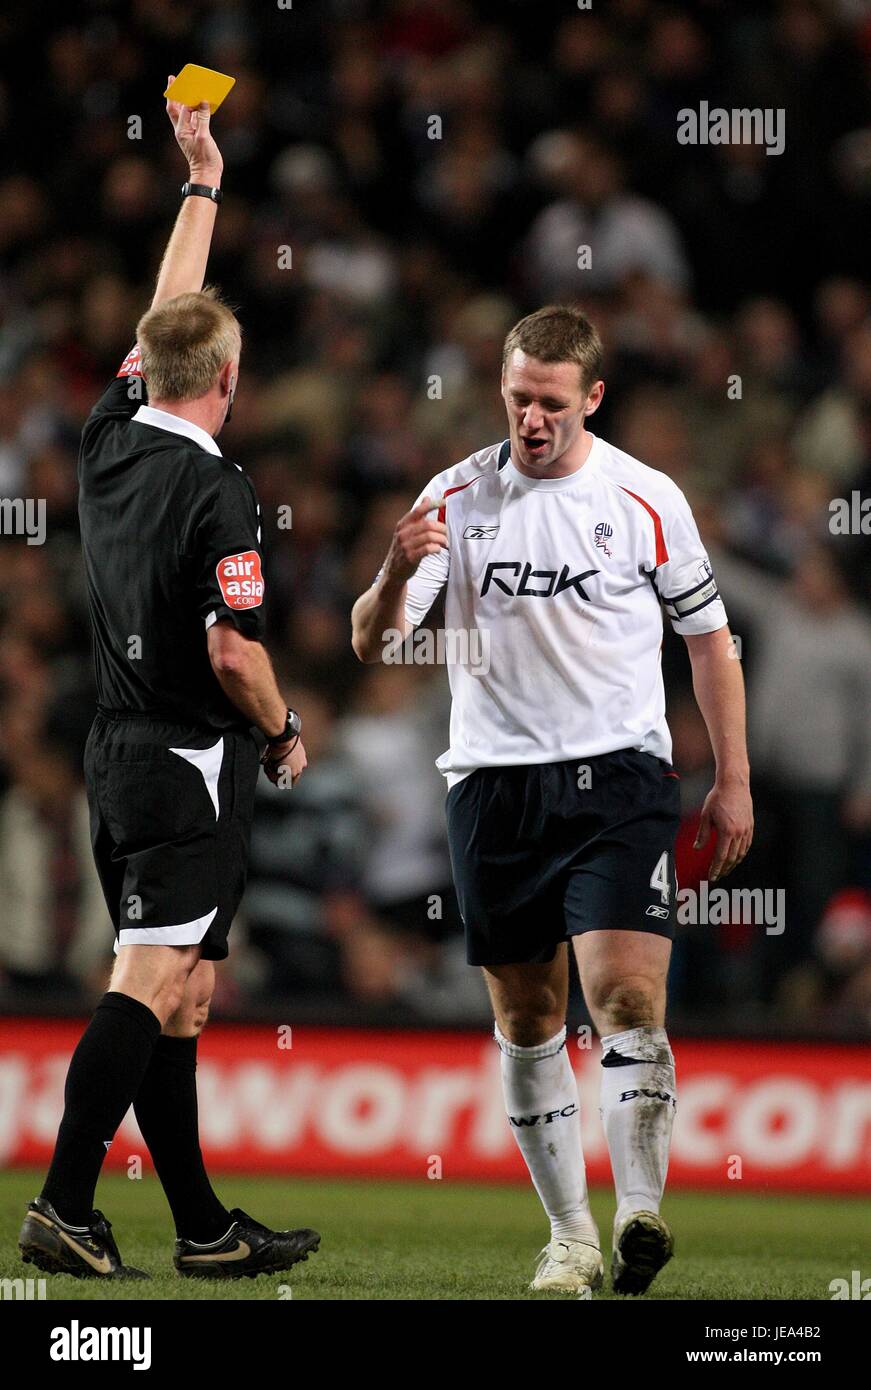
[
  {"xmin": 181, "ymin": 181, "xmax": 223, "ymax": 204},
  {"xmin": 265, "ymin": 708, "xmax": 302, "ymax": 746}
]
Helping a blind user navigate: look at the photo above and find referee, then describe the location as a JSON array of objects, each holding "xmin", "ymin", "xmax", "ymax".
[{"xmin": 18, "ymin": 87, "xmax": 319, "ymax": 1280}]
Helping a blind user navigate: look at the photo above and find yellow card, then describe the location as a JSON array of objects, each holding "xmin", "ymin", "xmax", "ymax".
[{"xmin": 164, "ymin": 65, "xmax": 235, "ymax": 113}]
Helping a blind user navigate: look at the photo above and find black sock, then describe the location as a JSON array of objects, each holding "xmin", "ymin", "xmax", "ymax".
[
  {"xmin": 133, "ymin": 1034, "xmax": 231, "ymax": 1243},
  {"xmin": 41, "ymin": 992, "xmax": 162, "ymax": 1226}
]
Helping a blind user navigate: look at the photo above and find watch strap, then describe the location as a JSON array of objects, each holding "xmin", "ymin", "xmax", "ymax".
[
  {"xmin": 265, "ymin": 709, "xmax": 301, "ymax": 745},
  {"xmin": 182, "ymin": 181, "xmax": 223, "ymax": 204}
]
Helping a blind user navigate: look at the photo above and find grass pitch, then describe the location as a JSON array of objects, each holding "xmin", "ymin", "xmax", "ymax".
[{"xmin": 0, "ymin": 1168, "xmax": 865, "ymax": 1300}]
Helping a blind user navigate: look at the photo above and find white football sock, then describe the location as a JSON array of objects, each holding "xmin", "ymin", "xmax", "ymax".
[
  {"xmin": 496, "ymin": 1025, "xmax": 599, "ymax": 1247},
  {"xmin": 599, "ymin": 1025, "xmax": 676, "ymax": 1229}
]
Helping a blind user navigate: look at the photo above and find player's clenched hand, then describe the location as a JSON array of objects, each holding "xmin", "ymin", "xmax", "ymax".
[
  {"xmin": 261, "ymin": 737, "xmax": 307, "ymax": 788},
  {"xmin": 166, "ymin": 75, "xmax": 223, "ymax": 182},
  {"xmin": 383, "ymin": 496, "xmax": 448, "ymax": 584},
  {"xmin": 694, "ymin": 780, "xmax": 754, "ymax": 882}
]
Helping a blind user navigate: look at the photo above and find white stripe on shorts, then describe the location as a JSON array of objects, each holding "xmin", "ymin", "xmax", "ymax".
[
  {"xmin": 169, "ymin": 738, "xmax": 224, "ymax": 819},
  {"xmin": 115, "ymin": 905, "xmax": 218, "ymax": 952}
]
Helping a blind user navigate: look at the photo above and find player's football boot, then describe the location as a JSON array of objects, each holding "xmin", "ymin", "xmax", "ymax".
[
  {"xmin": 611, "ymin": 1210, "xmax": 673, "ymax": 1294},
  {"xmin": 530, "ymin": 1238, "xmax": 604, "ymax": 1293},
  {"xmin": 174, "ymin": 1208, "xmax": 320, "ymax": 1279},
  {"xmin": 18, "ymin": 1197, "xmax": 148, "ymax": 1279}
]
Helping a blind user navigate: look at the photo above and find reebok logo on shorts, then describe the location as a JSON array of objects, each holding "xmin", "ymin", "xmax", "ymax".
[{"xmin": 216, "ymin": 551, "xmax": 264, "ymax": 609}]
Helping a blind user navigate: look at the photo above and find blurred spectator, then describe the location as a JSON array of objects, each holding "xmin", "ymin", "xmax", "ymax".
[
  {"xmin": 711, "ymin": 542, "xmax": 871, "ymax": 992},
  {"xmin": 242, "ymin": 687, "xmax": 372, "ymax": 1000},
  {"xmin": 524, "ymin": 130, "xmax": 690, "ymax": 301},
  {"xmin": 778, "ymin": 888, "xmax": 871, "ymax": 1030},
  {"xmin": 338, "ymin": 663, "xmax": 460, "ymax": 946},
  {"xmin": 0, "ymin": 735, "xmax": 110, "ymax": 996},
  {"xmin": 794, "ymin": 323, "xmax": 871, "ymax": 482}
]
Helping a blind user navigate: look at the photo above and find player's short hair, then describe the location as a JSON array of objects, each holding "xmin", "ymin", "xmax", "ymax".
[
  {"xmin": 136, "ymin": 286, "xmax": 241, "ymax": 402},
  {"xmin": 502, "ymin": 304, "xmax": 603, "ymax": 393}
]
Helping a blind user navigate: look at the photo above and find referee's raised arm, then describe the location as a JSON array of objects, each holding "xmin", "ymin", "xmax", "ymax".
[
  {"xmin": 151, "ymin": 77, "xmax": 224, "ymax": 307},
  {"xmin": 136, "ymin": 78, "xmax": 307, "ymax": 787}
]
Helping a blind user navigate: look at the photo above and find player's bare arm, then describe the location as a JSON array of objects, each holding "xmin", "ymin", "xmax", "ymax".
[
  {"xmin": 351, "ymin": 495, "xmax": 447, "ymax": 662},
  {"xmin": 207, "ymin": 622, "xmax": 307, "ymax": 786},
  {"xmin": 684, "ymin": 626, "xmax": 754, "ymax": 882},
  {"xmin": 150, "ymin": 79, "xmax": 223, "ymax": 309}
]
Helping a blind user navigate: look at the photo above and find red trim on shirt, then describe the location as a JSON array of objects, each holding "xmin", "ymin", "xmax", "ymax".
[
  {"xmin": 618, "ymin": 486, "xmax": 669, "ymax": 566},
  {"xmin": 437, "ymin": 475, "xmax": 482, "ymax": 524}
]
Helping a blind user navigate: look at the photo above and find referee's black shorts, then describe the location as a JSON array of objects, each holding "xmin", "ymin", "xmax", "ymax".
[
  {"xmin": 446, "ymin": 748, "xmax": 681, "ymax": 967},
  {"xmin": 84, "ymin": 712, "xmax": 260, "ymax": 961}
]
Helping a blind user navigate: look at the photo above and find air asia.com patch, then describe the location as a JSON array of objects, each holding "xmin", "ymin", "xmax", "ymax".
[
  {"xmin": 216, "ymin": 551, "xmax": 264, "ymax": 609},
  {"xmin": 116, "ymin": 344, "xmax": 143, "ymax": 378}
]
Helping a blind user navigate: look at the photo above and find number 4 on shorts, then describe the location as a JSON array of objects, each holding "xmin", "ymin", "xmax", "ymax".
[{"xmin": 650, "ymin": 851, "xmax": 671, "ymax": 906}]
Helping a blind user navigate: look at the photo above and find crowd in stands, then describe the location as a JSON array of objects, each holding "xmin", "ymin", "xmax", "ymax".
[{"xmin": 1, "ymin": 0, "xmax": 869, "ymax": 1030}]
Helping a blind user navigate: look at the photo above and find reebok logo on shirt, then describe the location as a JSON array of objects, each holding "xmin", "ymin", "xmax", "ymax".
[
  {"xmin": 481, "ymin": 561, "xmax": 600, "ymax": 601},
  {"xmin": 216, "ymin": 551, "xmax": 264, "ymax": 609}
]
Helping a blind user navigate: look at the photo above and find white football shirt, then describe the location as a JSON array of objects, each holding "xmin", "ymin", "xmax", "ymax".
[{"xmin": 393, "ymin": 433, "xmax": 727, "ymax": 786}]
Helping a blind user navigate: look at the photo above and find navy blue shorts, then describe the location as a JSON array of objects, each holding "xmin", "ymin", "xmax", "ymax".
[{"xmin": 445, "ymin": 749, "xmax": 681, "ymax": 966}]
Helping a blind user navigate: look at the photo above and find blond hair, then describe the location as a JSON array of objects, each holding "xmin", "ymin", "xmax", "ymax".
[
  {"xmin": 136, "ymin": 286, "xmax": 241, "ymax": 402},
  {"xmin": 502, "ymin": 304, "xmax": 603, "ymax": 392}
]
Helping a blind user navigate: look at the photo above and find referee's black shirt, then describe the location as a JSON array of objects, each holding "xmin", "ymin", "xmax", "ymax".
[{"xmin": 77, "ymin": 345, "xmax": 266, "ymax": 732}]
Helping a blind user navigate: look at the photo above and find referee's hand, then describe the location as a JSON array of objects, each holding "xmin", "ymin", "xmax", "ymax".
[
  {"xmin": 261, "ymin": 738, "xmax": 307, "ymax": 789},
  {"xmin": 384, "ymin": 496, "xmax": 448, "ymax": 584},
  {"xmin": 166, "ymin": 74, "xmax": 223, "ymax": 181}
]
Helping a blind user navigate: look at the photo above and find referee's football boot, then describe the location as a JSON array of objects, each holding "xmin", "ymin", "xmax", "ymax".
[
  {"xmin": 19, "ymin": 1197, "xmax": 148, "ymax": 1279},
  {"xmin": 174, "ymin": 1208, "xmax": 320, "ymax": 1279},
  {"xmin": 530, "ymin": 1238, "xmax": 604, "ymax": 1294},
  {"xmin": 611, "ymin": 1210, "xmax": 674, "ymax": 1295}
]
